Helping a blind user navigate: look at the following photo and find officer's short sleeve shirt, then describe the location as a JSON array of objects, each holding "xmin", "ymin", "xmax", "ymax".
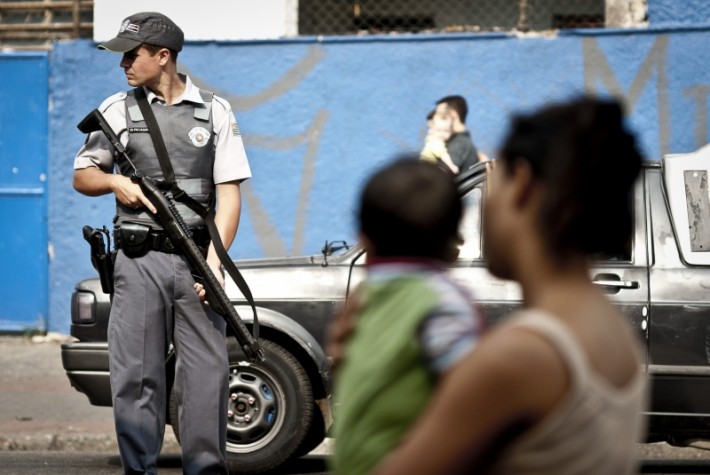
[{"xmin": 73, "ymin": 75, "xmax": 251, "ymax": 184}]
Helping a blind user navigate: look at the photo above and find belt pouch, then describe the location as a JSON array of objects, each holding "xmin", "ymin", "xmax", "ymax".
[{"xmin": 119, "ymin": 223, "xmax": 152, "ymax": 258}]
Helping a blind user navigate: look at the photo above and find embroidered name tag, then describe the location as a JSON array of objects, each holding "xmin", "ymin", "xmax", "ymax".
[{"xmin": 129, "ymin": 127, "xmax": 149, "ymax": 133}]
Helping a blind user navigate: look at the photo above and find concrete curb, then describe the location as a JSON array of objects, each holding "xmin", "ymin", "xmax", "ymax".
[
  {"xmin": 0, "ymin": 433, "xmax": 181, "ymax": 453},
  {"xmin": 0, "ymin": 432, "xmax": 334, "ymax": 456}
]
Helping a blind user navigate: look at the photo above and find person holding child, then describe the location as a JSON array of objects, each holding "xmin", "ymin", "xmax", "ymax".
[
  {"xmin": 328, "ymin": 158, "xmax": 484, "ymax": 475},
  {"xmin": 369, "ymin": 96, "xmax": 648, "ymax": 475},
  {"xmin": 420, "ymin": 109, "xmax": 460, "ymax": 174}
]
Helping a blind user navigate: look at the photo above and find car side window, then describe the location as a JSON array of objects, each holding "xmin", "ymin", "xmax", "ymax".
[
  {"xmin": 590, "ymin": 187, "xmax": 636, "ymax": 263},
  {"xmin": 459, "ymin": 179, "xmax": 635, "ymax": 264},
  {"xmin": 457, "ymin": 185, "xmax": 483, "ymax": 260},
  {"xmin": 590, "ymin": 236, "xmax": 633, "ymax": 262}
]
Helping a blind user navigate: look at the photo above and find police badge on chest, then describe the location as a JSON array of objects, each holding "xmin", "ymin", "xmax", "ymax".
[{"xmin": 188, "ymin": 127, "xmax": 210, "ymax": 147}]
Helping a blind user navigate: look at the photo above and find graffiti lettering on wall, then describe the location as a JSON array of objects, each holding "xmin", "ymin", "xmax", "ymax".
[
  {"xmin": 186, "ymin": 46, "xmax": 328, "ymax": 257},
  {"xmin": 241, "ymin": 110, "xmax": 329, "ymax": 256},
  {"xmin": 684, "ymin": 84, "xmax": 710, "ymax": 148},
  {"xmin": 583, "ymin": 35, "xmax": 670, "ymax": 156}
]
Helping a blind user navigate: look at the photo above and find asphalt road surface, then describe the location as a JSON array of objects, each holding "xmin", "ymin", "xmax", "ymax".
[{"xmin": 0, "ymin": 452, "xmax": 331, "ymax": 475}]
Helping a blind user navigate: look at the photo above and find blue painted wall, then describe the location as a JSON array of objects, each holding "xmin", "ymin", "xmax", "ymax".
[
  {"xmin": 41, "ymin": 3, "xmax": 710, "ymax": 333},
  {"xmin": 648, "ymin": 0, "xmax": 710, "ymax": 26}
]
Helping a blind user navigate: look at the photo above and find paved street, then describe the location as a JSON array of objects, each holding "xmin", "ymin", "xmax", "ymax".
[
  {"xmin": 0, "ymin": 334, "xmax": 333, "ymax": 474},
  {"xmin": 2, "ymin": 334, "xmax": 710, "ymax": 474},
  {"xmin": 0, "ymin": 452, "xmax": 330, "ymax": 475}
]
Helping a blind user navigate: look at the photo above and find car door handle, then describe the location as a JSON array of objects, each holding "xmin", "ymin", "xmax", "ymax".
[{"xmin": 592, "ymin": 279, "xmax": 640, "ymax": 289}]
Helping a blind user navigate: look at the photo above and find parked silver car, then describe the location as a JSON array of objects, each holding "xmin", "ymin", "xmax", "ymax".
[{"xmin": 63, "ymin": 157, "xmax": 710, "ymax": 473}]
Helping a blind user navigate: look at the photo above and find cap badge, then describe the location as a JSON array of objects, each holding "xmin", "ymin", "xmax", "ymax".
[
  {"xmin": 188, "ymin": 127, "xmax": 210, "ymax": 147},
  {"xmin": 119, "ymin": 19, "xmax": 130, "ymax": 33}
]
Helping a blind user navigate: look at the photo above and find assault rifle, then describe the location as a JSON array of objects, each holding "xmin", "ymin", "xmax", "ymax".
[{"xmin": 77, "ymin": 109, "xmax": 264, "ymax": 362}]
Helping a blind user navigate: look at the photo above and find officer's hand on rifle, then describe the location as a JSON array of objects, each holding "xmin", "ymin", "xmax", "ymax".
[
  {"xmin": 194, "ymin": 257, "xmax": 224, "ymax": 304},
  {"xmin": 194, "ymin": 281, "xmax": 208, "ymax": 303},
  {"xmin": 110, "ymin": 174, "xmax": 157, "ymax": 213}
]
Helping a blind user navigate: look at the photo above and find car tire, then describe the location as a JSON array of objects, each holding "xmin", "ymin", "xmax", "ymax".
[
  {"xmin": 169, "ymin": 336, "xmax": 315, "ymax": 474},
  {"xmin": 291, "ymin": 401, "xmax": 326, "ymax": 458}
]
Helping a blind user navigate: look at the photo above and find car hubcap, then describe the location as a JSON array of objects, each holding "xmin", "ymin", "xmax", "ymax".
[{"xmin": 226, "ymin": 364, "xmax": 285, "ymax": 450}]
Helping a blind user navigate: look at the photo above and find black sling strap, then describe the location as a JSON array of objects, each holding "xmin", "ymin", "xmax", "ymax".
[{"xmin": 133, "ymin": 86, "xmax": 259, "ymax": 340}]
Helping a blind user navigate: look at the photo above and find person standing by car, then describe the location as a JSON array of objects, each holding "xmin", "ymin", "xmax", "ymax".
[
  {"xmin": 328, "ymin": 158, "xmax": 485, "ymax": 475},
  {"xmin": 368, "ymin": 96, "xmax": 648, "ymax": 475},
  {"xmin": 72, "ymin": 11, "xmax": 251, "ymax": 475},
  {"xmin": 434, "ymin": 95, "xmax": 484, "ymax": 171}
]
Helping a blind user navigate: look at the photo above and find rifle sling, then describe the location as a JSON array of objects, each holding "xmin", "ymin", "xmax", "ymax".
[{"xmin": 134, "ymin": 87, "xmax": 259, "ymax": 340}]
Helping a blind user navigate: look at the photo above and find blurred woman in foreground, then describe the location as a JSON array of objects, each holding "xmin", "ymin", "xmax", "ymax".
[{"xmin": 372, "ymin": 96, "xmax": 648, "ymax": 475}]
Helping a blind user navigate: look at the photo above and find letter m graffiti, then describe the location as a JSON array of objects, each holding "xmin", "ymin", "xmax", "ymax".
[{"xmin": 583, "ymin": 36, "xmax": 669, "ymax": 157}]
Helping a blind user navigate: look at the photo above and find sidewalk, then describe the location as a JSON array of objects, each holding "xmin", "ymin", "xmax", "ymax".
[
  {"xmin": 0, "ymin": 334, "xmax": 334, "ymax": 457},
  {"xmin": 0, "ymin": 334, "xmax": 180, "ymax": 453}
]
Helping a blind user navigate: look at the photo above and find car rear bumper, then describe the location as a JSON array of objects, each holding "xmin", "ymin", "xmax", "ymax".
[{"xmin": 60, "ymin": 341, "xmax": 112, "ymax": 407}]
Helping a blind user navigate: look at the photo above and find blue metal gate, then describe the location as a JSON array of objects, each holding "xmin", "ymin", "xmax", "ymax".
[{"xmin": 0, "ymin": 53, "xmax": 48, "ymax": 331}]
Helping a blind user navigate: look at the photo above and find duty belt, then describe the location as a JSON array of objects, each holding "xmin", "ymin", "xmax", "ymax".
[{"xmin": 114, "ymin": 226, "xmax": 210, "ymax": 254}]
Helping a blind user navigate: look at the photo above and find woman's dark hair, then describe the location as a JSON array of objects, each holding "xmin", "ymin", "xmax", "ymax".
[
  {"xmin": 498, "ymin": 95, "xmax": 643, "ymax": 259},
  {"xmin": 359, "ymin": 157, "xmax": 462, "ymax": 260}
]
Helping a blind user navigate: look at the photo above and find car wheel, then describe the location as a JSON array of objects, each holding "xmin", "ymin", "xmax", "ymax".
[
  {"xmin": 291, "ymin": 402, "xmax": 326, "ymax": 458},
  {"xmin": 169, "ymin": 337, "xmax": 315, "ymax": 474}
]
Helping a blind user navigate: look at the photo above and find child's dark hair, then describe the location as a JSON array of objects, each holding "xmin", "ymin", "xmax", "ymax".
[
  {"xmin": 359, "ymin": 157, "xmax": 462, "ymax": 261},
  {"xmin": 499, "ymin": 95, "xmax": 642, "ymax": 259}
]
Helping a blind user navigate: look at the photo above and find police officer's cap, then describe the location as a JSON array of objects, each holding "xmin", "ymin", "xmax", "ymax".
[{"xmin": 98, "ymin": 12, "xmax": 184, "ymax": 53}]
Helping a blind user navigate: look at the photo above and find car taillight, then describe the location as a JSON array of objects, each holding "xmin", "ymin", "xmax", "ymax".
[{"xmin": 71, "ymin": 291, "xmax": 96, "ymax": 324}]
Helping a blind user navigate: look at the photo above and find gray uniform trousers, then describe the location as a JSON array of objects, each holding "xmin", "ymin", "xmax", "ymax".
[{"xmin": 108, "ymin": 249, "xmax": 229, "ymax": 475}]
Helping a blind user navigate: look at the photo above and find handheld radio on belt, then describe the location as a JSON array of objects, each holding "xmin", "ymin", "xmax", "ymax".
[{"xmin": 77, "ymin": 108, "xmax": 264, "ymax": 363}]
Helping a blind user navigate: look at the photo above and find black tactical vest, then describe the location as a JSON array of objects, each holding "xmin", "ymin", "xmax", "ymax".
[{"xmin": 115, "ymin": 88, "xmax": 215, "ymax": 229}]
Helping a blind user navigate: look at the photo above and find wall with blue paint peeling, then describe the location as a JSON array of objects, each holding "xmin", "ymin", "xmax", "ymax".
[{"xmin": 43, "ymin": 4, "xmax": 710, "ymax": 333}]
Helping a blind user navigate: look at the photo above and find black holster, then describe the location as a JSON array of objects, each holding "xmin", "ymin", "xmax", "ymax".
[{"xmin": 82, "ymin": 225, "xmax": 115, "ymax": 294}]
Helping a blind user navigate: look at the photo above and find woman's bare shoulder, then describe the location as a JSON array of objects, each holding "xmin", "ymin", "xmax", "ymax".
[{"xmin": 444, "ymin": 320, "xmax": 571, "ymax": 414}]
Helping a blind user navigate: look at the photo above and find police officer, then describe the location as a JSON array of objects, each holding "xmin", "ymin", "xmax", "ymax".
[{"xmin": 73, "ymin": 12, "xmax": 250, "ymax": 475}]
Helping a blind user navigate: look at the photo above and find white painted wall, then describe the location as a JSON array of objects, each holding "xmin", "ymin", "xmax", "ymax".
[{"xmin": 93, "ymin": 0, "xmax": 298, "ymax": 41}]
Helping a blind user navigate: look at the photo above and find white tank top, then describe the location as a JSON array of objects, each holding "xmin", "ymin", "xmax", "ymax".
[{"xmin": 490, "ymin": 310, "xmax": 648, "ymax": 475}]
